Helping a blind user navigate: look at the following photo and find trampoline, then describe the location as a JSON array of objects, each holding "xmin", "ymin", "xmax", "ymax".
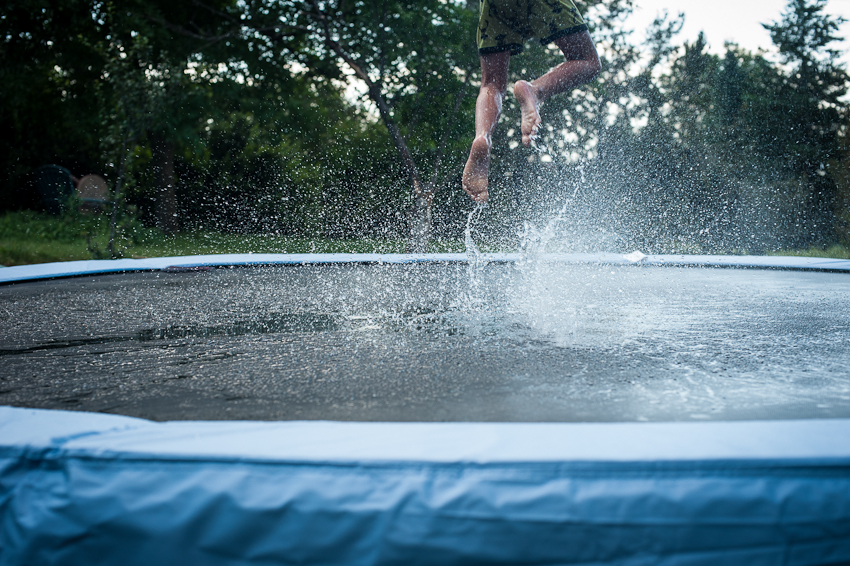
[{"xmin": 2, "ymin": 253, "xmax": 850, "ymax": 564}]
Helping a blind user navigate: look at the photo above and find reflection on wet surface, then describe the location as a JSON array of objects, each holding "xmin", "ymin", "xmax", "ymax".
[
  {"xmin": 1, "ymin": 263, "xmax": 848, "ymax": 422},
  {"xmin": 0, "ymin": 314, "xmax": 340, "ymax": 356}
]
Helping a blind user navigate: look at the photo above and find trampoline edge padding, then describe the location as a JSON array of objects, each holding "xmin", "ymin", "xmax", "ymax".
[
  {"xmin": 2, "ymin": 252, "xmax": 850, "ymax": 284},
  {"xmin": 2, "ymin": 407, "xmax": 850, "ymax": 564}
]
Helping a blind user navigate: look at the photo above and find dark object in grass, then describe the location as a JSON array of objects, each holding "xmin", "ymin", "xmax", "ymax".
[{"xmin": 76, "ymin": 174, "xmax": 110, "ymax": 210}]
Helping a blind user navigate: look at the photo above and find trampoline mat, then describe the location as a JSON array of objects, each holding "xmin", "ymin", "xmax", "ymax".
[{"xmin": 1, "ymin": 262, "xmax": 849, "ymax": 422}]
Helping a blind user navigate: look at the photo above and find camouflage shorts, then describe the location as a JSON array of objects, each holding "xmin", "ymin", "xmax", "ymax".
[{"xmin": 477, "ymin": 0, "xmax": 587, "ymax": 55}]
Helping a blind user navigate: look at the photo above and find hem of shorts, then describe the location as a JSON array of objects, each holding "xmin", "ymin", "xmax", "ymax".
[
  {"xmin": 479, "ymin": 43, "xmax": 523, "ymax": 56},
  {"xmin": 540, "ymin": 24, "xmax": 588, "ymax": 45}
]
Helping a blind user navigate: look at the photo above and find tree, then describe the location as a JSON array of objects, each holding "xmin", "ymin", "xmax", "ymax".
[
  {"xmin": 0, "ymin": 0, "xmax": 106, "ymax": 209},
  {"xmin": 0, "ymin": 0, "xmax": 256, "ymax": 229},
  {"xmin": 151, "ymin": 0, "xmax": 480, "ymax": 249},
  {"xmin": 763, "ymin": 0, "xmax": 849, "ymax": 242},
  {"xmin": 103, "ymin": 0, "xmax": 243, "ymax": 234},
  {"xmin": 717, "ymin": 49, "xmax": 743, "ymax": 131},
  {"xmin": 265, "ymin": 0, "xmax": 478, "ymax": 251}
]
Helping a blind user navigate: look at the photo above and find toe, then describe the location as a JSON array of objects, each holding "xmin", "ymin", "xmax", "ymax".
[{"xmin": 473, "ymin": 189, "xmax": 489, "ymax": 203}]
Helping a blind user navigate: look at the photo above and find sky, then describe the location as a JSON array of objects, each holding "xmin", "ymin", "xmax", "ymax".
[{"xmin": 624, "ymin": 0, "xmax": 850, "ymax": 65}]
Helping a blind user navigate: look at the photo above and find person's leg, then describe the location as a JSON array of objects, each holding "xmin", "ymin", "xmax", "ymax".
[
  {"xmin": 463, "ymin": 50, "xmax": 511, "ymax": 203},
  {"xmin": 514, "ymin": 31, "xmax": 601, "ymax": 147}
]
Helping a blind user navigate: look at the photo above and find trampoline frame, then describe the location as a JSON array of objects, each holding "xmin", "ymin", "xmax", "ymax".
[{"xmin": 2, "ymin": 252, "xmax": 850, "ymax": 285}]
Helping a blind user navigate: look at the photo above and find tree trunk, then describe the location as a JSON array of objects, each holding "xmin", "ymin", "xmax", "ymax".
[
  {"xmin": 407, "ymin": 188, "xmax": 433, "ymax": 253},
  {"xmin": 306, "ymin": 8, "xmax": 474, "ymax": 253},
  {"xmin": 363, "ymin": 84, "xmax": 434, "ymax": 252},
  {"xmin": 152, "ymin": 134, "xmax": 178, "ymax": 235}
]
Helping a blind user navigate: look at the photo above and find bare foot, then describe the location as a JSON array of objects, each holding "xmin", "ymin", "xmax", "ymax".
[
  {"xmin": 462, "ymin": 135, "xmax": 491, "ymax": 203},
  {"xmin": 514, "ymin": 80, "xmax": 541, "ymax": 147}
]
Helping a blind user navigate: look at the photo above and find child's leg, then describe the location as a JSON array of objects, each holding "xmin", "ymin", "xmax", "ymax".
[
  {"xmin": 514, "ymin": 31, "xmax": 601, "ymax": 147},
  {"xmin": 463, "ymin": 50, "xmax": 510, "ymax": 203}
]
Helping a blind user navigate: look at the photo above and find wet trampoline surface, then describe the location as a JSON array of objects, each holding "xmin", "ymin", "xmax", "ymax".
[{"xmin": 1, "ymin": 262, "xmax": 849, "ymax": 422}]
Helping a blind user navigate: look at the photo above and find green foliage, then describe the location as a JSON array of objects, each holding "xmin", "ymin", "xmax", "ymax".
[
  {"xmin": 1, "ymin": 0, "xmax": 848, "ymax": 254},
  {"xmin": 85, "ymin": 202, "xmax": 155, "ymax": 259},
  {"xmin": 759, "ymin": 0, "xmax": 847, "ymax": 167},
  {"xmin": 235, "ymin": 0, "xmax": 480, "ymax": 245},
  {"xmin": 169, "ymin": 117, "xmax": 325, "ymax": 235},
  {"xmin": 0, "ymin": 0, "xmax": 106, "ymax": 209}
]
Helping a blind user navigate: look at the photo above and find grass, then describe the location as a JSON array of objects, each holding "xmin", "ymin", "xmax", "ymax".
[
  {"xmin": 769, "ymin": 244, "xmax": 850, "ymax": 260},
  {"xmin": 1, "ymin": 210, "xmax": 847, "ymax": 266},
  {"xmin": 0, "ymin": 239, "xmax": 97, "ymax": 266},
  {"xmin": 0, "ymin": 211, "xmax": 466, "ymax": 266},
  {"xmin": 126, "ymin": 232, "xmax": 466, "ymax": 257}
]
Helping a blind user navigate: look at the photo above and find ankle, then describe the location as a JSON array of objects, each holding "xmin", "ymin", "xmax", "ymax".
[
  {"xmin": 472, "ymin": 135, "xmax": 492, "ymax": 148},
  {"xmin": 516, "ymin": 80, "xmax": 543, "ymax": 105},
  {"xmin": 526, "ymin": 80, "xmax": 544, "ymax": 102}
]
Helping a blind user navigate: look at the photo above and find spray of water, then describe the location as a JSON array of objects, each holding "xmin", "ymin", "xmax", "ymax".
[
  {"xmin": 459, "ymin": 140, "xmax": 622, "ymax": 345},
  {"xmin": 464, "ymin": 203, "xmax": 485, "ymax": 264},
  {"xmin": 510, "ymin": 158, "xmax": 589, "ymax": 342},
  {"xmin": 518, "ymin": 161, "xmax": 584, "ymax": 263},
  {"xmin": 463, "ymin": 202, "xmax": 488, "ymax": 306}
]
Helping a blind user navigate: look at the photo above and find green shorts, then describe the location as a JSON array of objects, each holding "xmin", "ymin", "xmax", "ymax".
[{"xmin": 477, "ymin": 0, "xmax": 587, "ymax": 56}]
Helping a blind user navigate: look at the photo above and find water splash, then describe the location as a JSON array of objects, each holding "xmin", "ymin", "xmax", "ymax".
[
  {"xmin": 464, "ymin": 203, "xmax": 485, "ymax": 264},
  {"xmin": 463, "ymin": 202, "xmax": 487, "ymax": 305},
  {"xmin": 518, "ymin": 162, "xmax": 584, "ymax": 263},
  {"xmin": 529, "ymin": 138, "xmax": 543, "ymax": 154},
  {"xmin": 511, "ymin": 161, "xmax": 588, "ymax": 342}
]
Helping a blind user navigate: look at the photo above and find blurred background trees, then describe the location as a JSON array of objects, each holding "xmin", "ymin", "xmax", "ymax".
[{"xmin": 1, "ymin": 0, "xmax": 847, "ymax": 253}]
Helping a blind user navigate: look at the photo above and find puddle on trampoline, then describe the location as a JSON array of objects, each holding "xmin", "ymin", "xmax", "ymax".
[{"xmin": 1, "ymin": 263, "xmax": 849, "ymax": 422}]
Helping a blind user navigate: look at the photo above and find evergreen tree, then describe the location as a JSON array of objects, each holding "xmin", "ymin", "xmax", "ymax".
[
  {"xmin": 717, "ymin": 49, "xmax": 743, "ymax": 131},
  {"xmin": 763, "ymin": 0, "xmax": 849, "ymax": 243}
]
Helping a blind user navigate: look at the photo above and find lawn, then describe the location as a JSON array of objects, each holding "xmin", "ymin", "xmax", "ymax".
[
  {"xmin": 768, "ymin": 245, "xmax": 850, "ymax": 260},
  {"xmin": 1, "ymin": 210, "xmax": 847, "ymax": 266},
  {"xmin": 0, "ymin": 211, "xmax": 465, "ymax": 266}
]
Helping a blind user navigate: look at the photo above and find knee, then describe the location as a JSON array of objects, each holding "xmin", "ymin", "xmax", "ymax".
[
  {"xmin": 589, "ymin": 53, "xmax": 602, "ymax": 78},
  {"xmin": 577, "ymin": 47, "xmax": 602, "ymax": 80},
  {"xmin": 482, "ymin": 80, "xmax": 507, "ymax": 95},
  {"xmin": 587, "ymin": 57, "xmax": 602, "ymax": 81},
  {"xmin": 480, "ymin": 82, "xmax": 507, "ymax": 103}
]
